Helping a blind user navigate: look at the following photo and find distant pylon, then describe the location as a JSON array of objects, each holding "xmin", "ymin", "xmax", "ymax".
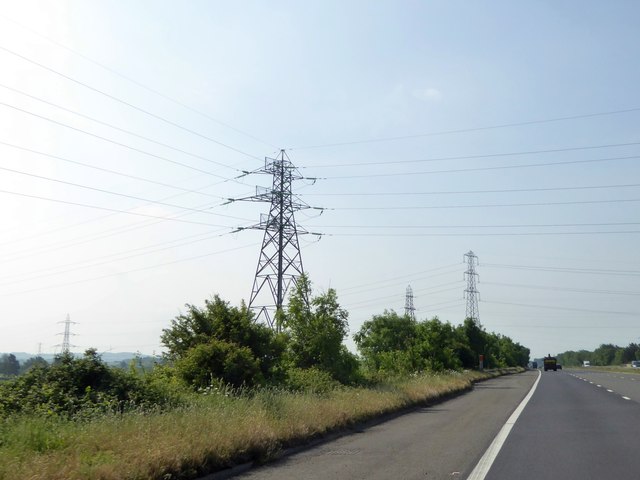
[
  {"xmin": 56, "ymin": 314, "xmax": 77, "ymax": 353},
  {"xmin": 464, "ymin": 251, "xmax": 480, "ymax": 325},
  {"xmin": 404, "ymin": 284, "xmax": 416, "ymax": 321},
  {"xmin": 228, "ymin": 150, "xmax": 322, "ymax": 331}
]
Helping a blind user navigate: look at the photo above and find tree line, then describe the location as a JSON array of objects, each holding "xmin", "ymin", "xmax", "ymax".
[
  {"xmin": 1, "ymin": 275, "xmax": 530, "ymax": 417},
  {"xmin": 160, "ymin": 275, "xmax": 530, "ymax": 389},
  {"xmin": 557, "ymin": 343, "xmax": 640, "ymax": 367}
]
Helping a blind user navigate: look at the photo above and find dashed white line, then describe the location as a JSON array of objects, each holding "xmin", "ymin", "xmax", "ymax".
[
  {"xmin": 622, "ymin": 396, "xmax": 631, "ymax": 401},
  {"xmin": 606, "ymin": 389, "xmax": 614, "ymax": 393}
]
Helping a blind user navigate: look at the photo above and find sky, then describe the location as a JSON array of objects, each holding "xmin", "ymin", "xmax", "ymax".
[{"xmin": 0, "ymin": 0, "xmax": 638, "ymax": 360}]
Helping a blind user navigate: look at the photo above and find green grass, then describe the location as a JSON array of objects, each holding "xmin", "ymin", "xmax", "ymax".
[{"xmin": 0, "ymin": 368, "xmax": 519, "ymax": 480}]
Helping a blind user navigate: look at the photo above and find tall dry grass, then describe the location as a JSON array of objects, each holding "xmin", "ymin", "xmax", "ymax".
[{"xmin": 0, "ymin": 369, "xmax": 513, "ymax": 480}]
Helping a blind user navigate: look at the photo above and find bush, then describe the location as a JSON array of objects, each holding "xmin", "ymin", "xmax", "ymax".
[
  {"xmin": 285, "ymin": 367, "xmax": 340, "ymax": 394},
  {"xmin": 0, "ymin": 349, "xmax": 179, "ymax": 419},
  {"xmin": 175, "ymin": 340, "xmax": 263, "ymax": 389}
]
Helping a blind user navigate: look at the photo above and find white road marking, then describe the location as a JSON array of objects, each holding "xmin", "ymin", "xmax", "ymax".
[
  {"xmin": 467, "ymin": 370, "xmax": 541, "ymax": 480},
  {"xmin": 607, "ymin": 389, "xmax": 614, "ymax": 393},
  {"xmin": 622, "ymin": 396, "xmax": 631, "ymax": 400},
  {"xmin": 597, "ymin": 385, "xmax": 602, "ymax": 388}
]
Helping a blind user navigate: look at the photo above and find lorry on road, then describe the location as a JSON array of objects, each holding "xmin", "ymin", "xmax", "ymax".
[
  {"xmin": 544, "ymin": 355, "xmax": 557, "ymax": 371},
  {"xmin": 583, "ymin": 360, "xmax": 591, "ymax": 367}
]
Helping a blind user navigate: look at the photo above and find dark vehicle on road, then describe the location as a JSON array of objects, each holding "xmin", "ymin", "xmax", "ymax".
[{"xmin": 544, "ymin": 355, "xmax": 557, "ymax": 372}]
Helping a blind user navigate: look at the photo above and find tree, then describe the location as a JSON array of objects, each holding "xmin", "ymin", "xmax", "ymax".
[
  {"xmin": 354, "ymin": 310, "xmax": 418, "ymax": 373},
  {"xmin": 592, "ymin": 344, "xmax": 619, "ymax": 366},
  {"xmin": 414, "ymin": 318, "xmax": 462, "ymax": 371},
  {"xmin": 175, "ymin": 340, "xmax": 262, "ymax": 388},
  {"xmin": 285, "ymin": 275, "xmax": 358, "ymax": 383},
  {"xmin": 19, "ymin": 356, "xmax": 48, "ymax": 374},
  {"xmin": 161, "ymin": 295, "xmax": 286, "ymax": 387},
  {"xmin": 0, "ymin": 354, "xmax": 20, "ymax": 376},
  {"xmin": 456, "ymin": 318, "xmax": 486, "ymax": 369},
  {"xmin": 0, "ymin": 349, "xmax": 172, "ymax": 418}
]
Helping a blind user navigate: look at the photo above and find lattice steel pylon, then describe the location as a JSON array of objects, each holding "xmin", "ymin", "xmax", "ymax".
[
  {"xmin": 464, "ymin": 251, "xmax": 480, "ymax": 325},
  {"xmin": 231, "ymin": 150, "xmax": 320, "ymax": 331},
  {"xmin": 56, "ymin": 314, "xmax": 77, "ymax": 354},
  {"xmin": 404, "ymin": 284, "xmax": 416, "ymax": 321}
]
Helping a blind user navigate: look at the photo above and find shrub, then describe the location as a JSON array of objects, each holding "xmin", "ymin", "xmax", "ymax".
[
  {"xmin": 285, "ymin": 367, "xmax": 339, "ymax": 394},
  {"xmin": 0, "ymin": 349, "xmax": 179, "ymax": 419}
]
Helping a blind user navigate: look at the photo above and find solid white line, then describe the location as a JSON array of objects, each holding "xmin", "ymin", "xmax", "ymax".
[{"xmin": 467, "ymin": 370, "xmax": 541, "ymax": 480}]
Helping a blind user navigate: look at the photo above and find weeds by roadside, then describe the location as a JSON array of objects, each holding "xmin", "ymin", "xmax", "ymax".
[{"xmin": 0, "ymin": 369, "xmax": 520, "ymax": 480}]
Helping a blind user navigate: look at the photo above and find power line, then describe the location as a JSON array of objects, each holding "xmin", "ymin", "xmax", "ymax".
[
  {"xmin": 322, "ymin": 154, "xmax": 640, "ymax": 180},
  {"xmin": 1, "ymin": 101, "xmax": 238, "ymax": 178},
  {"xmin": 0, "ymin": 13, "xmax": 277, "ymax": 149},
  {"xmin": 288, "ymin": 107, "xmax": 640, "ymax": 150},
  {"xmin": 0, "ymin": 140, "xmax": 227, "ymax": 199},
  {"xmin": 0, "ymin": 164, "xmax": 250, "ymax": 220},
  {"xmin": 0, "ymin": 182, "xmax": 253, "ymax": 263},
  {"xmin": 301, "ymin": 141, "xmax": 640, "ymax": 168},
  {"xmin": 485, "ymin": 299, "xmax": 639, "ymax": 316},
  {"xmin": 337, "ymin": 263, "xmax": 461, "ymax": 293},
  {"xmin": 345, "ymin": 286, "xmax": 462, "ymax": 309},
  {"xmin": 329, "ymin": 198, "xmax": 640, "ymax": 210},
  {"xmin": 482, "ymin": 281, "xmax": 640, "ymax": 297},
  {"xmin": 483, "ymin": 263, "xmax": 640, "ymax": 277},
  {"xmin": 302, "ymin": 183, "xmax": 640, "ymax": 197},
  {"xmin": 0, "ymin": 243, "xmax": 258, "ymax": 297},
  {"xmin": 0, "ymin": 82, "xmax": 254, "ymax": 170},
  {"xmin": 0, "ymin": 188, "xmax": 245, "ymax": 227},
  {"xmin": 312, "ymin": 222, "xmax": 640, "ymax": 229},
  {"xmin": 324, "ymin": 230, "xmax": 640, "ymax": 237},
  {"xmin": 0, "ymin": 45, "xmax": 263, "ymax": 161},
  {"xmin": 0, "ymin": 229, "xmax": 233, "ymax": 286}
]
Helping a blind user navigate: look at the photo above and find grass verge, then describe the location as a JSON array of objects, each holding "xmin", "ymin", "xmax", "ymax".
[{"xmin": 0, "ymin": 368, "xmax": 520, "ymax": 480}]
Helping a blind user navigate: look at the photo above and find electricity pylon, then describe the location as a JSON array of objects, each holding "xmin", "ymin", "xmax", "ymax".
[
  {"xmin": 404, "ymin": 284, "xmax": 416, "ymax": 321},
  {"xmin": 464, "ymin": 250, "xmax": 480, "ymax": 325},
  {"xmin": 230, "ymin": 150, "xmax": 321, "ymax": 331},
  {"xmin": 56, "ymin": 314, "xmax": 77, "ymax": 353}
]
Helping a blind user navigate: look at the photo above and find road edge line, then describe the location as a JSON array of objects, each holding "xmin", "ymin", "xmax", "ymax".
[{"xmin": 466, "ymin": 369, "xmax": 542, "ymax": 480}]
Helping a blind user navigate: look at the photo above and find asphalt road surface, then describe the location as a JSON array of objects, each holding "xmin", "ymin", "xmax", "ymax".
[
  {"xmin": 485, "ymin": 369, "xmax": 640, "ymax": 480},
  {"xmin": 226, "ymin": 371, "xmax": 538, "ymax": 480}
]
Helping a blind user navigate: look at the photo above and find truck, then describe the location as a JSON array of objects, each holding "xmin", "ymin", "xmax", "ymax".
[
  {"xmin": 583, "ymin": 360, "xmax": 591, "ymax": 367},
  {"xmin": 544, "ymin": 355, "xmax": 557, "ymax": 372}
]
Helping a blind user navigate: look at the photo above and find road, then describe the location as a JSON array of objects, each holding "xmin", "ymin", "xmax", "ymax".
[
  {"xmin": 485, "ymin": 369, "xmax": 640, "ymax": 480},
  {"xmin": 220, "ymin": 369, "xmax": 640, "ymax": 480},
  {"xmin": 226, "ymin": 372, "xmax": 538, "ymax": 480}
]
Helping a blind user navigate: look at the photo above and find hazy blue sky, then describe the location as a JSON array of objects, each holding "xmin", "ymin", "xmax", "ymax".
[{"xmin": 1, "ymin": 1, "xmax": 638, "ymax": 360}]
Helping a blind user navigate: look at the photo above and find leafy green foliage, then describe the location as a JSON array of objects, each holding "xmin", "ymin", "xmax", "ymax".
[
  {"xmin": 354, "ymin": 310, "xmax": 417, "ymax": 372},
  {"xmin": 161, "ymin": 295, "xmax": 286, "ymax": 388},
  {"xmin": 558, "ymin": 343, "xmax": 640, "ymax": 366},
  {"xmin": 0, "ymin": 354, "xmax": 20, "ymax": 376},
  {"xmin": 355, "ymin": 314, "xmax": 529, "ymax": 374},
  {"xmin": 0, "ymin": 349, "xmax": 176, "ymax": 418},
  {"xmin": 175, "ymin": 339, "xmax": 262, "ymax": 388},
  {"xmin": 284, "ymin": 275, "xmax": 359, "ymax": 383},
  {"xmin": 19, "ymin": 356, "xmax": 48, "ymax": 374}
]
